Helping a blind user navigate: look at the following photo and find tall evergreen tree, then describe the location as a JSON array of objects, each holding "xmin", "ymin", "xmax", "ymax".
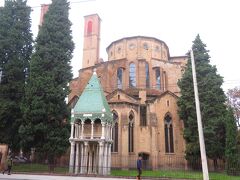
[
  {"xmin": 177, "ymin": 35, "xmax": 227, "ymax": 169},
  {"xmin": 225, "ymin": 108, "xmax": 239, "ymax": 175},
  {"xmin": 0, "ymin": 0, "xmax": 33, "ymax": 152},
  {"xmin": 19, "ymin": 0, "xmax": 74, "ymax": 167}
]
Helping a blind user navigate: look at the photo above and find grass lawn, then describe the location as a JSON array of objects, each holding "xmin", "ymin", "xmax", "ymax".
[
  {"xmin": 13, "ymin": 164, "xmax": 240, "ymax": 180},
  {"xmin": 13, "ymin": 163, "xmax": 68, "ymax": 174},
  {"xmin": 111, "ymin": 169, "xmax": 240, "ymax": 180}
]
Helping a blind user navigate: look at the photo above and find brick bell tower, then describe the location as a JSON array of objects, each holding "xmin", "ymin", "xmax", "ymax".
[
  {"xmin": 39, "ymin": 4, "xmax": 49, "ymax": 26},
  {"xmin": 82, "ymin": 14, "xmax": 101, "ymax": 69}
]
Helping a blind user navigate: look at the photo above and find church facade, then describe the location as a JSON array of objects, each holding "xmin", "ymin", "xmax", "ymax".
[{"xmin": 68, "ymin": 14, "xmax": 188, "ymax": 170}]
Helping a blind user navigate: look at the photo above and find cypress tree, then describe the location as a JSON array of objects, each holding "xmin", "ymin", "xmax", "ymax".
[
  {"xmin": 19, "ymin": 0, "xmax": 74, "ymax": 168},
  {"xmin": 177, "ymin": 35, "xmax": 227, "ymax": 169},
  {"xmin": 0, "ymin": 0, "xmax": 33, "ymax": 152},
  {"xmin": 225, "ymin": 108, "xmax": 239, "ymax": 175}
]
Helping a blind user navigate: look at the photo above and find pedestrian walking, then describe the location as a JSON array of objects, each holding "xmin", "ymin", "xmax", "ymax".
[
  {"xmin": 136, "ymin": 155, "xmax": 142, "ymax": 180},
  {"xmin": 2, "ymin": 156, "xmax": 13, "ymax": 175}
]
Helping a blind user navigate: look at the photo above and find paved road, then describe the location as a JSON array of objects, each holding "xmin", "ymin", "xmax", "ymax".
[{"xmin": 0, "ymin": 174, "xmax": 132, "ymax": 180}]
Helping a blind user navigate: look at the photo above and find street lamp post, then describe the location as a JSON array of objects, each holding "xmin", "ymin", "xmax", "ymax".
[{"xmin": 190, "ymin": 49, "xmax": 209, "ymax": 180}]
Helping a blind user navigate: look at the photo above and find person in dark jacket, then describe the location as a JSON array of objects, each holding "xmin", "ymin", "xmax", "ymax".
[
  {"xmin": 2, "ymin": 156, "xmax": 13, "ymax": 175},
  {"xmin": 136, "ymin": 155, "xmax": 142, "ymax": 180}
]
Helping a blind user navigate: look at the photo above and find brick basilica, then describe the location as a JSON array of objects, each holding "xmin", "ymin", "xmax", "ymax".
[{"xmin": 68, "ymin": 14, "xmax": 188, "ymax": 171}]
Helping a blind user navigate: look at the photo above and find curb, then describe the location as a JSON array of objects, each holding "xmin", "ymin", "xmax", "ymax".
[{"xmin": 13, "ymin": 172, "xmax": 193, "ymax": 180}]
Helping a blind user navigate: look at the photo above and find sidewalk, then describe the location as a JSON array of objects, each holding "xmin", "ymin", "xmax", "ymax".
[
  {"xmin": 0, "ymin": 173, "xmax": 192, "ymax": 180},
  {"xmin": 1, "ymin": 173, "xmax": 129, "ymax": 180}
]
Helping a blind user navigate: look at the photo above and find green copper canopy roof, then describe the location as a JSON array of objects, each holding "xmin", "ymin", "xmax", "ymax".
[{"xmin": 71, "ymin": 71, "xmax": 113, "ymax": 123}]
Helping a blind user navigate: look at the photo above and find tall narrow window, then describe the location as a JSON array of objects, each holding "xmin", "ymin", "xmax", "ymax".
[
  {"xmin": 129, "ymin": 63, "xmax": 136, "ymax": 87},
  {"xmin": 156, "ymin": 68, "xmax": 160, "ymax": 90},
  {"xmin": 164, "ymin": 114, "xmax": 174, "ymax": 153},
  {"xmin": 117, "ymin": 68, "xmax": 123, "ymax": 89},
  {"xmin": 128, "ymin": 113, "xmax": 134, "ymax": 152},
  {"xmin": 140, "ymin": 105, "xmax": 147, "ymax": 126},
  {"xmin": 112, "ymin": 111, "xmax": 118, "ymax": 152},
  {"xmin": 163, "ymin": 71, "xmax": 166, "ymax": 91},
  {"xmin": 145, "ymin": 62, "xmax": 150, "ymax": 88},
  {"xmin": 87, "ymin": 21, "xmax": 92, "ymax": 35}
]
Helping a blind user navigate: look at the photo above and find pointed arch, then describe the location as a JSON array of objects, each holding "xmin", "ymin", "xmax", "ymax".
[
  {"xmin": 164, "ymin": 113, "xmax": 174, "ymax": 153},
  {"xmin": 112, "ymin": 110, "xmax": 119, "ymax": 152},
  {"xmin": 128, "ymin": 111, "xmax": 134, "ymax": 153}
]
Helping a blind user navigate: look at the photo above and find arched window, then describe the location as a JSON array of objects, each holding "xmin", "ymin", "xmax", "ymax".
[
  {"xmin": 164, "ymin": 114, "xmax": 174, "ymax": 153},
  {"xmin": 117, "ymin": 68, "xmax": 123, "ymax": 89},
  {"xmin": 156, "ymin": 68, "xmax": 160, "ymax": 90},
  {"xmin": 112, "ymin": 111, "xmax": 118, "ymax": 152},
  {"xmin": 129, "ymin": 63, "xmax": 136, "ymax": 87},
  {"xmin": 87, "ymin": 21, "xmax": 92, "ymax": 35},
  {"xmin": 145, "ymin": 62, "xmax": 150, "ymax": 88},
  {"xmin": 128, "ymin": 112, "xmax": 134, "ymax": 153}
]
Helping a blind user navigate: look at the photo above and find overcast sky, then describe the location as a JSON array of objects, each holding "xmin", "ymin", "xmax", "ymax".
[{"xmin": 1, "ymin": 0, "xmax": 239, "ymax": 91}]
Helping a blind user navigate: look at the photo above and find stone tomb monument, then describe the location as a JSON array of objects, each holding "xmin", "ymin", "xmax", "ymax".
[{"xmin": 69, "ymin": 70, "xmax": 113, "ymax": 175}]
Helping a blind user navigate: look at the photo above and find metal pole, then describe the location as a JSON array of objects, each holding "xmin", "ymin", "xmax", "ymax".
[{"xmin": 190, "ymin": 49, "xmax": 209, "ymax": 180}]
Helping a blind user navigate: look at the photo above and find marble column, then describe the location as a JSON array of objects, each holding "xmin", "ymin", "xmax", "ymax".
[
  {"xmin": 75, "ymin": 142, "xmax": 79, "ymax": 174},
  {"xmin": 80, "ymin": 143, "xmax": 84, "ymax": 174},
  {"xmin": 69, "ymin": 141, "xmax": 75, "ymax": 173},
  {"xmin": 81, "ymin": 121, "xmax": 84, "ymax": 139},
  {"xmin": 74, "ymin": 124, "xmax": 78, "ymax": 139},
  {"xmin": 70, "ymin": 123, "xmax": 74, "ymax": 138},
  {"xmin": 98, "ymin": 142, "xmax": 104, "ymax": 174},
  {"xmin": 110, "ymin": 126, "xmax": 113, "ymax": 140},
  {"xmin": 103, "ymin": 143, "xmax": 108, "ymax": 175},
  {"xmin": 107, "ymin": 124, "xmax": 109, "ymax": 140},
  {"xmin": 93, "ymin": 144, "xmax": 97, "ymax": 173},
  {"xmin": 88, "ymin": 150, "xmax": 92, "ymax": 174},
  {"xmin": 91, "ymin": 121, "xmax": 94, "ymax": 139},
  {"xmin": 83, "ymin": 142, "xmax": 88, "ymax": 174},
  {"xmin": 101, "ymin": 122, "xmax": 105, "ymax": 139},
  {"xmin": 105, "ymin": 123, "xmax": 108, "ymax": 140},
  {"xmin": 78, "ymin": 124, "xmax": 81, "ymax": 138},
  {"xmin": 109, "ymin": 124, "xmax": 112, "ymax": 140},
  {"xmin": 108, "ymin": 143, "xmax": 112, "ymax": 175}
]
